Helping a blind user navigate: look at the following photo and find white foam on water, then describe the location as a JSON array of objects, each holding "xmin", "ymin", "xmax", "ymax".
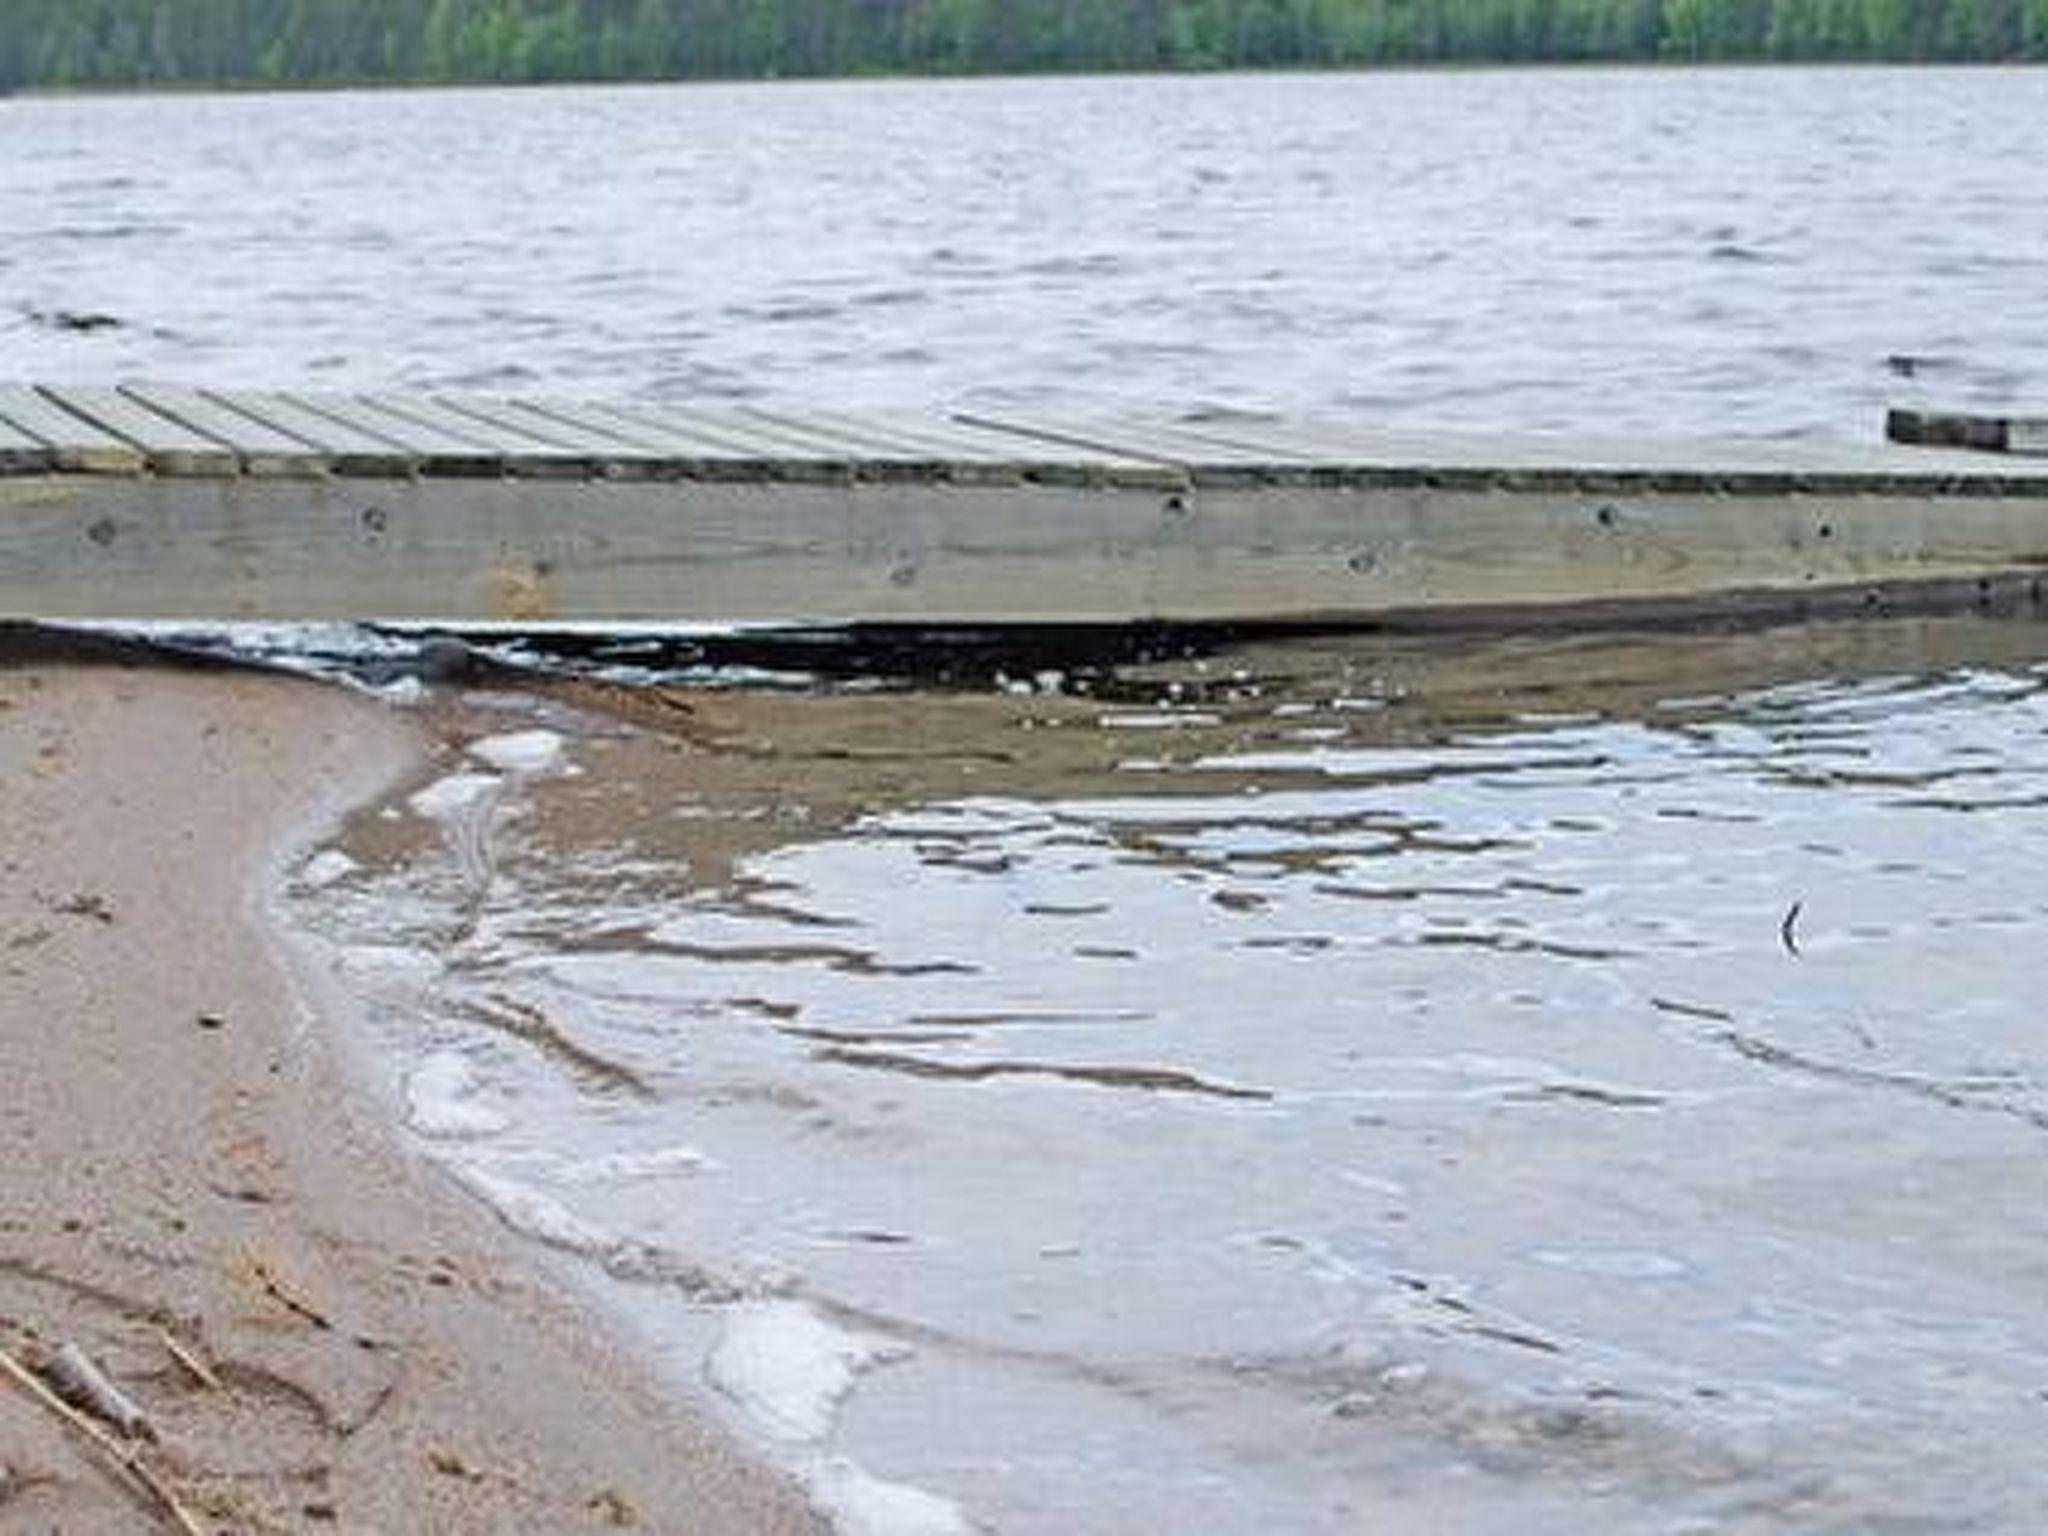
[
  {"xmin": 405, "ymin": 1050, "xmax": 510, "ymax": 1140},
  {"xmin": 370, "ymin": 675, "xmax": 430, "ymax": 706},
  {"xmin": 805, "ymin": 1456, "xmax": 977, "ymax": 1536},
  {"xmin": 450, "ymin": 1164, "xmax": 619, "ymax": 1258},
  {"xmin": 296, "ymin": 848, "xmax": 358, "ymax": 889},
  {"xmin": 707, "ymin": 1300, "xmax": 909, "ymax": 1444},
  {"xmin": 408, "ymin": 770, "xmax": 500, "ymax": 820},
  {"xmin": 554, "ymin": 1144, "xmax": 716, "ymax": 1181},
  {"xmin": 1098, "ymin": 711, "xmax": 1223, "ymax": 729},
  {"xmin": 332, "ymin": 941, "xmax": 442, "ymax": 994},
  {"xmin": 468, "ymin": 728, "xmax": 568, "ymax": 773}
]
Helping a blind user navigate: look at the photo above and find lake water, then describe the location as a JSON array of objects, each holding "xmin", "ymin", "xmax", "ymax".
[
  {"xmin": 12, "ymin": 67, "xmax": 2048, "ymax": 1535},
  {"xmin": 277, "ymin": 614, "xmax": 2048, "ymax": 1535},
  {"xmin": 4, "ymin": 67, "xmax": 2048, "ymax": 435}
]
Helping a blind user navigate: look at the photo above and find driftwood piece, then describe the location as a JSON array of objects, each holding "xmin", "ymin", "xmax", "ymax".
[
  {"xmin": 48, "ymin": 1341, "xmax": 155, "ymax": 1440},
  {"xmin": 0, "ymin": 1344, "xmax": 202, "ymax": 1535}
]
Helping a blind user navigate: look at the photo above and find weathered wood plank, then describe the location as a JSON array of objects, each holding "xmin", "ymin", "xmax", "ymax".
[
  {"xmin": 1888, "ymin": 407, "xmax": 2009, "ymax": 452},
  {"xmin": 734, "ymin": 405, "xmax": 958, "ymax": 462},
  {"xmin": 766, "ymin": 407, "xmax": 1186, "ymax": 489},
  {"xmin": 617, "ymin": 401, "xmax": 866, "ymax": 464},
  {"xmin": 512, "ymin": 398, "xmax": 729, "ymax": 460},
  {"xmin": 1892, "ymin": 408, "xmax": 2048, "ymax": 458},
  {"xmin": 741, "ymin": 405, "xmax": 1060, "ymax": 467},
  {"xmin": 207, "ymin": 390, "xmax": 421, "ymax": 477},
  {"xmin": 575, "ymin": 399, "xmax": 856, "ymax": 481},
  {"xmin": 1007, "ymin": 413, "xmax": 1327, "ymax": 473},
  {"xmin": 0, "ymin": 386, "xmax": 147, "ymax": 474},
  {"xmin": 545, "ymin": 398, "xmax": 768, "ymax": 457},
  {"xmin": 8, "ymin": 470, "xmax": 2048, "ymax": 626},
  {"xmin": 284, "ymin": 393, "xmax": 505, "ymax": 477},
  {"xmin": 121, "ymin": 384, "xmax": 327, "ymax": 478},
  {"xmin": 432, "ymin": 395, "xmax": 669, "ymax": 479},
  {"xmin": 0, "ymin": 410, "xmax": 53, "ymax": 474},
  {"xmin": 41, "ymin": 385, "xmax": 239, "ymax": 477},
  {"xmin": 951, "ymin": 410, "xmax": 1193, "ymax": 469},
  {"xmin": 982, "ymin": 411, "xmax": 2047, "ymax": 489},
  {"xmin": 372, "ymin": 393, "xmax": 591, "ymax": 478}
]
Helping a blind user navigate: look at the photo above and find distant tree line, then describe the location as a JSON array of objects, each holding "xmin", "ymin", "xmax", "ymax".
[{"xmin": 4, "ymin": 0, "xmax": 2045, "ymax": 89}]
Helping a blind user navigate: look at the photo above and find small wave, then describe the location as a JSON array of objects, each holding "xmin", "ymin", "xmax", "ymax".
[
  {"xmin": 709, "ymin": 1300, "xmax": 911, "ymax": 1444},
  {"xmin": 804, "ymin": 1456, "xmax": 975, "ymax": 1536},
  {"xmin": 38, "ymin": 222, "xmax": 179, "ymax": 242}
]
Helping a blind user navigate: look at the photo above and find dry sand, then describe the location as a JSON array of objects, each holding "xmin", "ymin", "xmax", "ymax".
[{"xmin": 0, "ymin": 658, "xmax": 823, "ymax": 1535}]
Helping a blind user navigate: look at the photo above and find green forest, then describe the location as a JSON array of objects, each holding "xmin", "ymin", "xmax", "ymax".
[{"xmin": 3, "ymin": 0, "xmax": 2044, "ymax": 89}]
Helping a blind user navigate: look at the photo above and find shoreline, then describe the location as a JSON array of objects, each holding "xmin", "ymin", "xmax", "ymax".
[
  {"xmin": 0, "ymin": 60, "xmax": 2016, "ymax": 105},
  {"xmin": 0, "ymin": 658, "xmax": 821, "ymax": 1533}
]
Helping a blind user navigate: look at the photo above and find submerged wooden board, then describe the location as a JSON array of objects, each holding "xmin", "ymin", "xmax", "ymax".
[
  {"xmin": 1888, "ymin": 407, "xmax": 2048, "ymax": 456},
  {"xmin": 6, "ymin": 379, "xmax": 2048, "ymax": 625}
]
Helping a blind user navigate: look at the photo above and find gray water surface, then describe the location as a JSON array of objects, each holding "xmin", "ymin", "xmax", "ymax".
[
  {"xmin": 284, "ymin": 617, "xmax": 2048, "ymax": 1534},
  {"xmin": 5, "ymin": 68, "xmax": 2047, "ymax": 434}
]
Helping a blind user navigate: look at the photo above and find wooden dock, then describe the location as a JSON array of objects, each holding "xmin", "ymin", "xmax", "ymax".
[{"xmin": 4, "ymin": 382, "xmax": 2048, "ymax": 626}]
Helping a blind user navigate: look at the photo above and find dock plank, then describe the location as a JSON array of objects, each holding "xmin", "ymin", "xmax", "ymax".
[
  {"xmin": 207, "ymin": 390, "xmax": 421, "ymax": 477},
  {"xmin": 1138, "ymin": 415, "xmax": 2019, "ymax": 481},
  {"xmin": 285, "ymin": 393, "xmax": 506, "ymax": 477},
  {"xmin": 511, "ymin": 398, "xmax": 710, "ymax": 458},
  {"xmin": 121, "ymin": 384, "xmax": 327, "ymax": 477},
  {"xmin": 1000, "ymin": 413, "xmax": 1328, "ymax": 472},
  {"xmin": 372, "ymin": 393, "xmax": 591, "ymax": 478},
  {"xmin": 538, "ymin": 398, "xmax": 885, "ymax": 482},
  {"xmin": 574, "ymin": 399, "xmax": 840, "ymax": 466},
  {"xmin": 613, "ymin": 401, "xmax": 865, "ymax": 463},
  {"xmin": 670, "ymin": 402, "xmax": 1180, "ymax": 486},
  {"xmin": 756, "ymin": 406, "xmax": 1188, "ymax": 489},
  {"xmin": 42, "ymin": 385, "xmax": 239, "ymax": 477},
  {"xmin": 950, "ymin": 411, "xmax": 1192, "ymax": 468},
  {"xmin": 433, "ymin": 395, "xmax": 668, "ymax": 478},
  {"xmin": 0, "ymin": 409, "xmax": 53, "ymax": 473},
  {"xmin": 0, "ymin": 385, "xmax": 147, "ymax": 474},
  {"xmin": 742, "ymin": 405, "xmax": 1041, "ymax": 464}
]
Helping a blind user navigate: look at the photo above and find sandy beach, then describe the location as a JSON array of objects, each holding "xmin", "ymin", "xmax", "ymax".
[{"xmin": 0, "ymin": 654, "xmax": 822, "ymax": 1534}]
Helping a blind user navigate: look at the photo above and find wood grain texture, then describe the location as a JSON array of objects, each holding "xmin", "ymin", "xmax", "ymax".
[
  {"xmin": 5, "ymin": 472, "xmax": 2048, "ymax": 626},
  {"xmin": 0, "ymin": 386, "xmax": 148, "ymax": 474},
  {"xmin": 121, "ymin": 384, "xmax": 327, "ymax": 477},
  {"xmin": 432, "ymin": 395, "xmax": 668, "ymax": 478},
  {"xmin": 372, "ymin": 393, "xmax": 593, "ymax": 478},
  {"xmin": 41, "ymin": 385, "xmax": 238, "ymax": 477},
  {"xmin": 284, "ymin": 393, "xmax": 505, "ymax": 477},
  {"xmin": 0, "ymin": 410, "xmax": 53, "ymax": 474},
  {"xmin": 209, "ymin": 390, "xmax": 420, "ymax": 477}
]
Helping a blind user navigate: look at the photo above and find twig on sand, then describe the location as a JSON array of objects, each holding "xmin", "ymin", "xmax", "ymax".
[
  {"xmin": 157, "ymin": 1330, "xmax": 223, "ymax": 1394},
  {"xmin": 247, "ymin": 1257, "xmax": 389, "ymax": 1351},
  {"xmin": 0, "ymin": 1344, "xmax": 203, "ymax": 1535},
  {"xmin": 250, "ymin": 1260, "xmax": 333, "ymax": 1332}
]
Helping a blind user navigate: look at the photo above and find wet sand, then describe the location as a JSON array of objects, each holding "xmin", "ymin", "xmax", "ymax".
[{"xmin": 0, "ymin": 660, "xmax": 822, "ymax": 1534}]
